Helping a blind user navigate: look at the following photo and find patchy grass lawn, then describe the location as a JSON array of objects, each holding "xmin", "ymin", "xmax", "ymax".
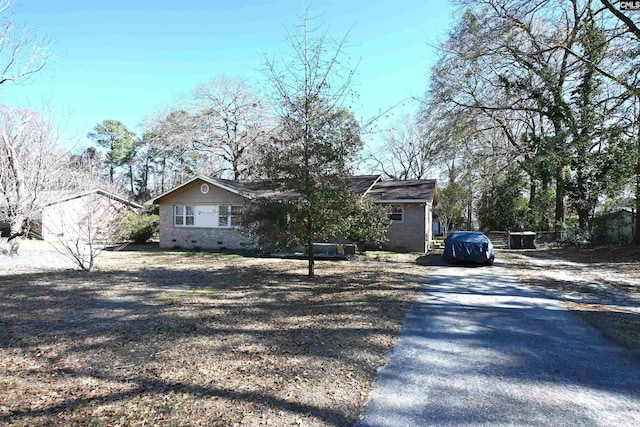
[
  {"xmin": 0, "ymin": 241, "xmax": 425, "ymax": 426},
  {"xmin": 499, "ymin": 246, "xmax": 640, "ymax": 360}
]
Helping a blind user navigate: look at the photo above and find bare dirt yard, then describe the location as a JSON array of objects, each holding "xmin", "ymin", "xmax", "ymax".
[
  {"xmin": 0, "ymin": 241, "xmax": 426, "ymax": 427},
  {"xmin": 499, "ymin": 245, "xmax": 640, "ymax": 359}
]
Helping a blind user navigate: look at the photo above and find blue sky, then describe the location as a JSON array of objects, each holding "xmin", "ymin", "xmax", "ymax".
[{"xmin": 0, "ymin": 0, "xmax": 455, "ymax": 152}]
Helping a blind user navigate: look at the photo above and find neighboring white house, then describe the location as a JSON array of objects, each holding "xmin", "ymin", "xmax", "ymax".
[{"xmin": 30, "ymin": 189, "xmax": 142, "ymax": 241}]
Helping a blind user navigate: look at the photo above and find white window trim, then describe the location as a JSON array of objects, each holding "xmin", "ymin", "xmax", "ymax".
[
  {"xmin": 218, "ymin": 205, "xmax": 231, "ymax": 228},
  {"xmin": 174, "ymin": 205, "xmax": 195, "ymax": 227},
  {"xmin": 174, "ymin": 204, "xmax": 242, "ymax": 228},
  {"xmin": 217, "ymin": 205, "xmax": 243, "ymax": 228}
]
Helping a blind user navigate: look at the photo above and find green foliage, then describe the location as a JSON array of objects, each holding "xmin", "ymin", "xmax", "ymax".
[
  {"xmin": 115, "ymin": 210, "xmax": 159, "ymax": 243},
  {"xmin": 260, "ymin": 11, "xmax": 361, "ymax": 276},
  {"xmin": 435, "ymin": 182, "xmax": 468, "ymax": 234},
  {"xmin": 478, "ymin": 169, "xmax": 528, "ymax": 231},
  {"xmin": 560, "ymin": 222, "xmax": 590, "ymax": 245},
  {"xmin": 526, "ymin": 186, "xmax": 555, "ymax": 231},
  {"xmin": 254, "ymin": 100, "xmax": 363, "ymax": 272},
  {"xmin": 243, "ymin": 192, "xmax": 390, "ymax": 254},
  {"xmin": 242, "ymin": 198, "xmax": 304, "ymax": 252},
  {"xmin": 590, "ymin": 211, "xmax": 633, "ymax": 244},
  {"xmin": 241, "ymin": 105, "xmax": 371, "ymax": 256},
  {"xmin": 341, "ymin": 197, "xmax": 390, "ymax": 248},
  {"xmin": 87, "ymin": 119, "xmax": 138, "ymax": 183}
]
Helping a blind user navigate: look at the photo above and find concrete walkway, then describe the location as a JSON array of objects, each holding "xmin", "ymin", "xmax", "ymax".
[{"xmin": 358, "ymin": 263, "xmax": 640, "ymax": 426}]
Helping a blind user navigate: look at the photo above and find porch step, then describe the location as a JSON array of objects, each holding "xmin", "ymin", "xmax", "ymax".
[{"xmin": 430, "ymin": 240, "xmax": 445, "ymax": 250}]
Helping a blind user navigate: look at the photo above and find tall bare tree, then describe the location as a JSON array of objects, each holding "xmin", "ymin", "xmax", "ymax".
[
  {"xmin": 0, "ymin": 106, "xmax": 65, "ymax": 250},
  {"xmin": 369, "ymin": 114, "xmax": 440, "ymax": 180},
  {"xmin": 141, "ymin": 109, "xmax": 225, "ymax": 195},
  {"xmin": 0, "ymin": 0, "xmax": 50, "ymax": 87},
  {"xmin": 191, "ymin": 76, "xmax": 268, "ymax": 180}
]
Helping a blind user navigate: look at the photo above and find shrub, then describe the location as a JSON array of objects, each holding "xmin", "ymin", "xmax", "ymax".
[{"xmin": 116, "ymin": 211, "xmax": 159, "ymax": 243}]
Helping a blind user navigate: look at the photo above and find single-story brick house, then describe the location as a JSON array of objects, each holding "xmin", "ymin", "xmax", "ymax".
[{"xmin": 147, "ymin": 175, "xmax": 437, "ymax": 253}]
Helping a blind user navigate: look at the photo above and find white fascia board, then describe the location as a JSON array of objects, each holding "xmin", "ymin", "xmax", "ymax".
[
  {"xmin": 146, "ymin": 175, "xmax": 203, "ymax": 205},
  {"xmin": 207, "ymin": 178, "xmax": 250, "ymax": 198},
  {"xmin": 360, "ymin": 175, "xmax": 384, "ymax": 197},
  {"xmin": 146, "ymin": 175, "xmax": 248, "ymax": 205},
  {"xmin": 373, "ymin": 199, "xmax": 429, "ymax": 204},
  {"xmin": 43, "ymin": 189, "xmax": 143, "ymax": 210}
]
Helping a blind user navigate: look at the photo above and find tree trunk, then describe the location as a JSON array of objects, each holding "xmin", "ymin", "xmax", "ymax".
[
  {"xmin": 4, "ymin": 131, "xmax": 28, "ymax": 249},
  {"xmin": 634, "ymin": 158, "xmax": 640, "ymax": 244},
  {"xmin": 6, "ymin": 216, "xmax": 25, "ymax": 255},
  {"xmin": 466, "ymin": 196, "xmax": 472, "ymax": 230},
  {"xmin": 576, "ymin": 165, "xmax": 590, "ymax": 234},
  {"xmin": 307, "ymin": 239, "xmax": 315, "ymax": 277},
  {"xmin": 129, "ymin": 163, "xmax": 135, "ymax": 196},
  {"xmin": 160, "ymin": 158, "xmax": 167, "ymax": 193},
  {"xmin": 555, "ymin": 165, "xmax": 565, "ymax": 229},
  {"xmin": 529, "ymin": 179, "xmax": 536, "ymax": 209}
]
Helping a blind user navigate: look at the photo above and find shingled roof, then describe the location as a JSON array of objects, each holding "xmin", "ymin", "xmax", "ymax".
[
  {"xmin": 366, "ymin": 179, "xmax": 437, "ymax": 202},
  {"xmin": 346, "ymin": 175, "xmax": 382, "ymax": 196},
  {"xmin": 224, "ymin": 175, "xmax": 382, "ymax": 198},
  {"xmin": 148, "ymin": 175, "xmax": 436, "ymax": 204}
]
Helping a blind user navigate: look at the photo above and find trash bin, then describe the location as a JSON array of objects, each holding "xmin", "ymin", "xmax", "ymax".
[
  {"xmin": 509, "ymin": 232, "xmax": 523, "ymax": 249},
  {"xmin": 522, "ymin": 232, "xmax": 536, "ymax": 249}
]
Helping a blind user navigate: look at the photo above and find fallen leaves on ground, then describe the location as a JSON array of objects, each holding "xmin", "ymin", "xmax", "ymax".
[
  {"xmin": 0, "ymin": 242, "xmax": 425, "ymax": 426},
  {"xmin": 499, "ymin": 247, "xmax": 640, "ymax": 360}
]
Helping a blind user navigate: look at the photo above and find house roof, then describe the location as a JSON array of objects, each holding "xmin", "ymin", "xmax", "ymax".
[
  {"xmin": 148, "ymin": 174, "xmax": 384, "ymax": 205},
  {"xmin": 366, "ymin": 179, "xmax": 437, "ymax": 203},
  {"xmin": 40, "ymin": 189, "xmax": 143, "ymax": 210},
  {"xmin": 147, "ymin": 175, "xmax": 437, "ymax": 205},
  {"xmin": 148, "ymin": 175, "xmax": 248, "ymax": 204},
  {"xmin": 347, "ymin": 175, "xmax": 383, "ymax": 196}
]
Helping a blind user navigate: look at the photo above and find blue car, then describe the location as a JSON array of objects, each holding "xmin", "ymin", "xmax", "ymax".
[{"xmin": 442, "ymin": 232, "xmax": 495, "ymax": 265}]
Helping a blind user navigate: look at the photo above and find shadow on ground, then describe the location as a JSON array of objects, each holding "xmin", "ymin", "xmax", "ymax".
[{"xmin": 0, "ymin": 255, "xmax": 426, "ymax": 426}]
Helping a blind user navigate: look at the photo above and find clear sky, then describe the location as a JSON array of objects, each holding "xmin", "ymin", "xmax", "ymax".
[{"xmin": 0, "ymin": 0, "xmax": 455, "ymax": 152}]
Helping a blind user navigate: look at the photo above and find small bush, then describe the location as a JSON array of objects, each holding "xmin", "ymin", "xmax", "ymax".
[{"xmin": 116, "ymin": 211, "xmax": 159, "ymax": 243}]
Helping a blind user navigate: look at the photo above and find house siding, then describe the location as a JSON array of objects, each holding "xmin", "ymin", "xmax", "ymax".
[
  {"xmin": 157, "ymin": 179, "xmax": 256, "ymax": 250},
  {"xmin": 380, "ymin": 203, "xmax": 429, "ymax": 253},
  {"xmin": 37, "ymin": 193, "xmax": 136, "ymax": 241}
]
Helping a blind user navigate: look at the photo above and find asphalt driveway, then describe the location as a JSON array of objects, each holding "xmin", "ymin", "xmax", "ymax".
[{"xmin": 358, "ymin": 263, "xmax": 640, "ymax": 426}]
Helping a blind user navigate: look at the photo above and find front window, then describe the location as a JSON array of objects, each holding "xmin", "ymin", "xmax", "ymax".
[
  {"xmin": 390, "ymin": 206, "xmax": 403, "ymax": 223},
  {"xmin": 175, "ymin": 205, "xmax": 195, "ymax": 226},
  {"xmin": 230, "ymin": 205, "xmax": 243, "ymax": 227},
  {"xmin": 174, "ymin": 204, "xmax": 243, "ymax": 228},
  {"xmin": 217, "ymin": 205, "xmax": 243, "ymax": 227},
  {"xmin": 218, "ymin": 205, "xmax": 229, "ymax": 227}
]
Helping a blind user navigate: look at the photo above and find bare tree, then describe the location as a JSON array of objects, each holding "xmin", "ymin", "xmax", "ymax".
[
  {"xmin": 43, "ymin": 190, "xmax": 134, "ymax": 272},
  {"xmin": 0, "ymin": 105, "xmax": 66, "ymax": 253},
  {"xmin": 191, "ymin": 76, "xmax": 268, "ymax": 180},
  {"xmin": 142, "ymin": 109, "xmax": 225, "ymax": 195},
  {"xmin": 0, "ymin": 0, "xmax": 50, "ymax": 87},
  {"xmin": 369, "ymin": 114, "xmax": 440, "ymax": 180}
]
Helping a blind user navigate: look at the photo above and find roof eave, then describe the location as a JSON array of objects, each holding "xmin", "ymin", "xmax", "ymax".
[
  {"xmin": 373, "ymin": 199, "xmax": 431, "ymax": 203},
  {"xmin": 146, "ymin": 175, "xmax": 251, "ymax": 205},
  {"xmin": 44, "ymin": 189, "xmax": 143, "ymax": 210},
  {"xmin": 360, "ymin": 175, "xmax": 383, "ymax": 197}
]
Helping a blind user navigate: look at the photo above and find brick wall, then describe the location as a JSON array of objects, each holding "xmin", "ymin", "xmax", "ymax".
[
  {"xmin": 381, "ymin": 203, "xmax": 428, "ymax": 253},
  {"xmin": 157, "ymin": 179, "xmax": 257, "ymax": 250}
]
